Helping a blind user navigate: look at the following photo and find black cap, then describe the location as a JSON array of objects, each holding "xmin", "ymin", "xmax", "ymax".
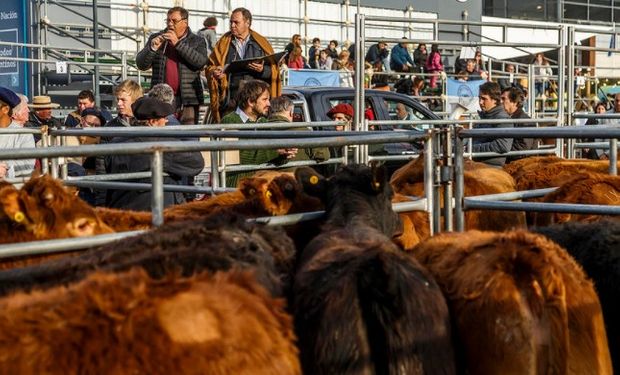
[
  {"xmin": 0, "ymin": 86, "xmax": 20, "ymax": 109},
  {"xmin": 80, "ymin": 107, "xmax": 107, "ymax": 126},
  {"xmin": 131, "ymin": 97, "xmax": 175, "ymax": 120}
]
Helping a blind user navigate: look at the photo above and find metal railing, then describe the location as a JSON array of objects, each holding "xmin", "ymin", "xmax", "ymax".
[
  {"xmin": 0, "ymin": 131, "xmax": 431, "ymax": 227},
  {"xmin": 454, "ymin": 126, "xmax": 620, "ymax": 231}
]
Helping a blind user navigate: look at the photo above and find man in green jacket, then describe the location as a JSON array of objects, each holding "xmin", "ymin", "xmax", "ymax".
[
  {"xmin": 222, "ymin": 79, "xmax": 291, "ymax": 187},
  {"xmin": 267, "ymin": 96, "xmax": 330, "ymax": 166}
]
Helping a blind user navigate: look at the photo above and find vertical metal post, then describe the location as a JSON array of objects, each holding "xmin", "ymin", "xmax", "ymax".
[
  {"xmin": 210, "ymin": 148, "xmax": 220, "ymax": 190},
  {"xmin": 50, "ymin": 134, "xmax": 59, "ymax": 179},
  {"xmin": 432, "ymin": 129, "xmax": 441, "ymax": 233},
  {"xmin": 487, "ymin": 57, "xmax": 493, "ymax": 82},
  {"xmin": 423, "ymin": 130, "xmax": 435, "ymax": 236},
  {"xmin": 609, "ymin": 139, "xmax": 618, "ymax": 176},
  {"xmin": 151, "ymin": 150, "xmax": 164, "ymax": 226},
  {"xmin": 303, "ymin": 0, "xmax": 308, "ymax": 56},
  {"xmin": 121, "ymin": 51, "xmax": 127, "ymax": 81},
  {"xmin": 354, "ymin": 13, "xmax": 365, "ymax": 138},
  {"xmin": 454, "ymin": 127, "xmax": 465, "ymax": 231},
  {"xmin": 442, "ymin": 127, "xmax": 453, "ymax": 231},
  {"xmin": 557, "ymin": 25, "xmax": 566, "ymax": 157},
  {"xmin": 41, "ymin": 129, "xmax": 49, "ymax": 175},
  {"xmin": 567, "ymin": 26, "xmax": 576, "ymax": 158},
  {"xmin": 528, "ymin": 65, "xmax": 535, "ymax": 117},
  {"xmin": 59, "ymin": 129, "xmax": 68, "ymax": 180},
  {"xmin": 93, "ymin": 0, "xmax": 100, "ymax": 107},
  {"xmin": 219, "ymin": 149, "xmax": 227, "ymax": 188}
]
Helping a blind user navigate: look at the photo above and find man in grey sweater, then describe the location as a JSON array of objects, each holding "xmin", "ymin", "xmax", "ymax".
[{"xmin": 0, "ymin": 88, "xmax": 35, "ymax": 179}]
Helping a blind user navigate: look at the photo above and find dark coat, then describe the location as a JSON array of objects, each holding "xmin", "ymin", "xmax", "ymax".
[
  {"xmin": 25, "ymin": 113, "xmax": 63, "ymax": 142},
  {"xmin": 104, "ymin": 134, "xmax": 204, "ymax": 211},
  {"xmin": 136, "ymin": 28, "xmax": 207, "ymax": 106},
  {"xmin": 507, "ymin": 107, "xmax": 536, "ymax": 162},
  {"xmin": 365, "ymin": 44, "xmax": 388, "ymax": 67},
  {"xmin": 473, "ymin": 104, "xmax": 514, "ymax": 167},
  {"xmin": 308, "ymin": 46, "xmax": 320, "ymax": 69},
  {"xmin": 224, "ymin": 35, "xmax": 273, "ymax": 107}
]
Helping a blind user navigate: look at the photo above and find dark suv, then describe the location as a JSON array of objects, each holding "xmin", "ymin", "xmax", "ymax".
[
  {"xmin": 283, "ymin": 86, "xmax": 439, "ymax": 125},
  {"xmin": 282, "ymin": 86, "xmax": 440, "ymax": 173}
]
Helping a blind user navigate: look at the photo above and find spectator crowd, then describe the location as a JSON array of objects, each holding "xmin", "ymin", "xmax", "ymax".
[{"xmin": 3, "ymin": 5, "xmax": 605, "ymax": 212}]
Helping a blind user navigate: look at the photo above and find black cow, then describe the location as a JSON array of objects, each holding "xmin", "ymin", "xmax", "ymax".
[
  {"xmin": 0, "ymin": 213, "xmax": 296, "ymax": 299},
  {"xmin": 534, "ymin": 220, "xmax": 620, "ymax": 371},
  {"xmin": 293, "ymin": 164, "xmax": 456, "ymax": 375}
]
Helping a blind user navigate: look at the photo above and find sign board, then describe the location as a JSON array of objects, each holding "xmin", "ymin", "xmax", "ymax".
[
  {"xmin": 287, "ymin": 70, "xmax": 341, "ymax": 87},
  {"xmin": 56, "ymin": 61, "xmax": 67, "ymax": 74},
  {"xmin": 0, "ymin": 0, "xmax": 29, "ymax": 95}
]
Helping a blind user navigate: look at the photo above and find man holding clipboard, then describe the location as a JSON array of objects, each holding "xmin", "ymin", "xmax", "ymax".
[{"xmin": 207, "ymin": 7, "xmax": 282, "ymax": 123}]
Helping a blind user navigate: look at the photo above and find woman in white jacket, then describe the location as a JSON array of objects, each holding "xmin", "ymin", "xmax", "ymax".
[{"xmin": 533, "ymin": 53, "xmax": 553, "ymax": 97}]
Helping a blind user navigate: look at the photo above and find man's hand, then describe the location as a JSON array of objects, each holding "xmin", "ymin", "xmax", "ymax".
[
  {"xmin": 277, "ymin": 148, "xmax": 298, "ymax": 159},
  {"xmin": 248, "ymin": 60, "xmax": 265, "ymax": 73},
  {"xmin": 0, "ymin": 163, "xmax": 7, "ymax": 179},
  {"xmin": 212, "ymin": 67, "xmax": 225, "ymax": 80},
  {"xmin": 151, "ymin": 35, "xmax": 165, "ymax": 51},
  {"xmin": 163, "ymin": 30, "xmax": 179, "ymax": 46}
]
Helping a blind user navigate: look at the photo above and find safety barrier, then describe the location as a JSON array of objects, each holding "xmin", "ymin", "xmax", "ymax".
[{"xmin": 453, "ymin": 126, "xmax": 620, "ymax": 232}]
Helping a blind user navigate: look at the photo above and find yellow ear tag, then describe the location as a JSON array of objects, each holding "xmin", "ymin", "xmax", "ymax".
[
  {"xmin": 265, "ymin": 190, "xmax": 272, "ymax": 199},
  {"xmin": 309, "ymin": 175, "xmax": 319, "ymax": 185},
  {"xmin": 13, "ymin": 211, "xmax": 25, "ymax": 223}
]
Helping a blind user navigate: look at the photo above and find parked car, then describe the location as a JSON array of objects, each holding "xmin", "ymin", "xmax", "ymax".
[
  {"xmin": 283, "ymin": 86, "xmax": 439, "ymax": 128},
  {"xmin": 283, "ymin": 86, "xmax": 439, "ymax": 173}
]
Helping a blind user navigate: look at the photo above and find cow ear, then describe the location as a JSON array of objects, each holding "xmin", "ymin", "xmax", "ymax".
[
  {"xmin": 295, "ymin": 167, "xmax": 326, "ymax": 199},
  {"xmin": 370, "ymin": 161, "xmax": 387, "ymax": 192},
  {"xmin": 0, "ymin": 185, "xmax": 29, "ymax": 225}
]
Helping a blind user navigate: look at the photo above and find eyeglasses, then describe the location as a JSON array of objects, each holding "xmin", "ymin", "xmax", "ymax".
[{"xmin": 165, "ymin": 18, "xmax": 186, "ymax": 25}]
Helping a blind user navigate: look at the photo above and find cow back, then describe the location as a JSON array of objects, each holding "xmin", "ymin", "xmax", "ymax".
[
  {"xmin": 0, "ymin": 268, "xmax": 300, "ymax": 375},
  {"xmin": 413, "ymin": 230, "xmax": 612, "ymax": 375}
]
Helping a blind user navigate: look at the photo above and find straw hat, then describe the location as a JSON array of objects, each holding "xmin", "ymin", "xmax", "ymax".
[{"xmin": 28, "ymin": 95, "xmax": 60, "ymax": 109}]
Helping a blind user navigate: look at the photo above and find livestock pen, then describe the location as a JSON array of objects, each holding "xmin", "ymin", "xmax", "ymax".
[{"xmin": 0, "ymin": 129, "xmax": 434, "ymax": 257}]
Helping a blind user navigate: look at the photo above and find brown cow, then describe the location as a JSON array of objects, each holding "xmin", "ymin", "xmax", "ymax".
[
  {"xmin": 533, "ymin": 172, "xmax": 620, "ymax": 226},
  {"xmin": 0, "ymin": 212, "xmax": 296, "ymax": 299},
  {"xmin": 392, "ymin": 193, "xmax": 430, "ymax": 250},
  {"xmin": 294, "ymin": 164, "xmax": 456, "ymax": 375},
  {"xmin": 95, "ymin": 172, "xmax": 321, "ymax": 232},
  {"xmin": 505, "ymin": 156, "xmax": 620, "ymax": 191},
  {"xmin": 0, "ymin": 176, "xmax": 113, "ymax": 270},
  {"xmin": 413, "ymin": 230, "xmax": 612, "ymax": 375},
  {"xmin": 0, "ymin": 175, "xmax": 113, "ymax": 243},
  {"xmin": 390, "ymin": 157, "xmax": 525, "ymax": 243},
  {"xmin": 503, "ymin": 155, "xmax": 565, "ymax": 179},
  {"xmin": 0, "ymin": 268, "xmax": 300, "ymax": 375}
]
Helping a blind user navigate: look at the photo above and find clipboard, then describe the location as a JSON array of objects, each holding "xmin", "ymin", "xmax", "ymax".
[{"xmin": 224, "ymin": 51, "xmax": 288, "ymax": 74}]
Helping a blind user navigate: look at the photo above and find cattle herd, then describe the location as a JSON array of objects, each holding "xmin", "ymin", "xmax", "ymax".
[{"xmin": 0, "ymin": 156, "xmax": 617, "ymax": 374}]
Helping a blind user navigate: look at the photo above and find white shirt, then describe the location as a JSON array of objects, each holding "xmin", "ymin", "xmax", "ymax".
[{"xmin": 235, "ymin": 107, "xmax": 251, "ymax": 123}]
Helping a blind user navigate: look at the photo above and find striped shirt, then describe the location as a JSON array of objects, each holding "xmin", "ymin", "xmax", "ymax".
[{"xmin": 232, "ymin": 35, "xmax": 250, "ymax": 60}]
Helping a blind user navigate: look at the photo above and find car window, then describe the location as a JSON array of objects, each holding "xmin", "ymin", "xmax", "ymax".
[
  {"xmin": 292, "ymin": 104, "xmax": 305, "ymax": 122},
  {"xmin": 384, "ymin": 99, "xmax": 430, "ymax": 131},
  {"xmin": 326, "ymin": 98, "xmax": 376, "ymax": 123}
]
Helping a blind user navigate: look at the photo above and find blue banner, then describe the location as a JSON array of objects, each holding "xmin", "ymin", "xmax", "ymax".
[
  {"xmin": 446, "ymin": 78, "xmax": 483, "ymax": 108},
  {"xmin": 0, "ymin": 0, "xmax": 29, "ymax": 96},
  {"xmin": 287, "ymin": 69, "xmax": 341, "ymax": 87}
]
